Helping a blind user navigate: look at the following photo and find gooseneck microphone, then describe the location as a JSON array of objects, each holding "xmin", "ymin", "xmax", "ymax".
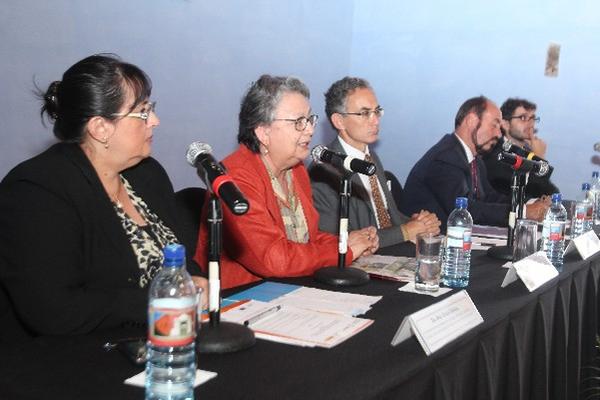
[
  {"xmin": 501, "ymin": 137, "xmax": 547, "ymax": 163},
  {"xmin": 186, "ymin": 142, "xmax": 249, "ymax": 215},
  {"xmin": 311, "ymin": 144, "xmax": 376, "ymax": 176},
  {"xmin": 497, "ymin": 151, "xmax": 550, "ymax": 177}
]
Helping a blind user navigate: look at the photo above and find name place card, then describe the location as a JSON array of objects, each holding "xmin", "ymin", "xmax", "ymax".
[
  {"xmin": 501, "ymin": 251, "xmax": 558, "ymax": 292},
  {"xmin": 564, "ymin": 230, "xmax": 600, "ymax": 260},
  {"xmin": 391, "ymin": 290, "xmax": 483, "ymax": 355}
]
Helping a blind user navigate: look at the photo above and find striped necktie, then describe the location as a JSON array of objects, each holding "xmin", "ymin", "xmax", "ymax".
[{"xmin": 365, "ymin": 154, "xmax": 392, "ymax": 228}]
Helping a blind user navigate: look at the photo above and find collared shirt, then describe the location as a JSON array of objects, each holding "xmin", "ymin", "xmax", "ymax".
[
  {"xmin": 454, "ymin": 133, "xmax": 475, "ymax": 163},
  {"xmin": 337, "ymin": 136, "xmax": 389, "ymax": 228}
]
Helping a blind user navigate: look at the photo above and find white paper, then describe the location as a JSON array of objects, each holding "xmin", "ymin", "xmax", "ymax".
[
  {"xmin": 391, "ymin": 290, "xmax": 483, "ymax": 355},
  {"xmin": 500, "ymin": 264, "xmax": 519, "ymax": 287},
  {"xmin": 220, "ymin": 300, "xmax": 373, "ymax": 348},
  {"xmin": 501, "ymin": 251, "xmax": 558, "ymax": 292},
  {"xmin": 273, "ymin": 286, "xmax": 381, "ymax": 317},
  {"xmin": 124, "ymin": 369, "xmax": 217, "ymax": 388},
  {"xmin": 572, "ymin": 230, "xmax": 600, "ymax": 259},
  {"xmin": 398, "ymin": 282, "xmax": 452, "ymax": 297}
]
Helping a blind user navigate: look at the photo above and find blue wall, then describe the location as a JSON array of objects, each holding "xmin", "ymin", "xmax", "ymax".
[{"xmin": 2, "ymin": 0, "xmax": 599, "ymax": 198}]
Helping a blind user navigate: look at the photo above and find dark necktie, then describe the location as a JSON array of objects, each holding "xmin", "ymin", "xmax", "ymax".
[
  {"xmin": 470, "ymin": 158, "xmax": 479, "ymax": 199},
  {"xmin": 364, "ymin": 154, "xmax": 392, "ymax": 228}
]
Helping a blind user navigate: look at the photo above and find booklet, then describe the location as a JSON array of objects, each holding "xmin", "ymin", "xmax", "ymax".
[{"xmin": 350, "ymin": 254, "xmax": 417, "ymax": 282}]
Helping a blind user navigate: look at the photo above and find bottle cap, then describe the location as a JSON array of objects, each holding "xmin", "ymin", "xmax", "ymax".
[
  {"xmin": 551, "ymin": 193, "xmax": 562, "ymax": 203},
  {"xmin": 583, "ymin": 183, "xmax": 591, "ymax": 191},
  {"xmin": 455, "ymin": 197, "xmax": 468, "ymax": 208},
  {"xmin": 163, "ymin": 244, "xmax": 185, "ymax": 267}
]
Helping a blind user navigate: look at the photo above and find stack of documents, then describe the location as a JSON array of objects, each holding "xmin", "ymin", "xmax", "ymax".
[
  {"xmin": 220, "ymin": 299, "xmax": 373, "ymax": 348},
  {"xmin": 220, "ymin": 282, "xmax": 381, "ymax": 347},
  {"xmin": 271, "ymin": 286, "xmax": 380, "ymax": 316},
  {"xmin": 471, "ymin": 224, "xmax": 508, "ymax": 250}
]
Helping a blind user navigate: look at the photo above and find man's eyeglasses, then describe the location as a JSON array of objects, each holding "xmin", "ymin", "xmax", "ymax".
[
  {"xmin": 509, "ymin": 114, "xmax": 540, "ymax": 123},
  {"xmin": 273, "ymin": 114, "xmax": 319, "ymax": 131},
  {"xmin": 112, "ymin": 101, "xmax": 157, "ymax": 125},
  {"xmin": 340, "ymin": 106, "xmax": 384, "ymax": 120}
]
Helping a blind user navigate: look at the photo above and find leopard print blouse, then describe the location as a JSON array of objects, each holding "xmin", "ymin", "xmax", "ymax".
[{"xmin": 112, "ymin": 176, "xmax": 179, "ymax": 288}]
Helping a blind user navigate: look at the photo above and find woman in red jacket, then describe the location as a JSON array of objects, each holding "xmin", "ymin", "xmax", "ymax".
[{"xmin": 194, "ymin": 75, "xmax": 378, "ymax": 289}]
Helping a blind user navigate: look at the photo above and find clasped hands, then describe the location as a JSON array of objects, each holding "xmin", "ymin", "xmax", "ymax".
[
  {"xmin": 348, "ymin": 226, "xmax": 379, "ymax": 260},
  {"xmin": 403, "ymin": 210, "xmax": 442, "ymax": 242},
  {"xmin": 525, "ymin": 195, "xmax": 552, "ymax": 222}
]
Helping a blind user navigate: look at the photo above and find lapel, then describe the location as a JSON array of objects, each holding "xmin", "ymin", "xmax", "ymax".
[
  {"xmin": 444, "ymin": 134, "xmax": 480, "ymax": 199},
  {"xmin": 327, "ymin": 139, "xmax": 370, "ymax": 201},
  {"xmin": 58, "ymin": 144, "xmax": 138, "ymax": 270}
]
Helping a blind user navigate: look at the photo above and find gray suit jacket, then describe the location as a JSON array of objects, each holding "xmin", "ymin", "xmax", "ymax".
[{"xmin": 309, "ymin": 138, "xmax": 409, "ymax": 247}]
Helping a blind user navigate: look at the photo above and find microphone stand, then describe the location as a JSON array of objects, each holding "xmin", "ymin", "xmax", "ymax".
[
  {"xmin": 487, "ymin": 171, "xmax": 527, "ymax": 260},
  {"xmin": 314, "ymin": 173, "xmax": 370, "ymax": 286},
  {"xmin": 196, "ymin": 193, "xmax": 255, "ymax": 353}
]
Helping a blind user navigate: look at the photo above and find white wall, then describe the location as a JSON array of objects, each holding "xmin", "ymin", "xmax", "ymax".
[{"xmin": 2, "ymin": 0, "xmax": 599, "ymax": 198}]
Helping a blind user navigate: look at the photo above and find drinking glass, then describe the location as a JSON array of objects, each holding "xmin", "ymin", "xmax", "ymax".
[
  {"xmin": 414, "ymin": 233, "xmax": 444, "ymax": 291},
  {"xmin": 513, "ymin": 219, "xmax": 538, "ymax": 262}
]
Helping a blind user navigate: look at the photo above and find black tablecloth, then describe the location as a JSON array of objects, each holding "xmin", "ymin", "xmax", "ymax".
[{"xmin": 1, "ymin": 249, "xmax": 599, "ymax": 400}]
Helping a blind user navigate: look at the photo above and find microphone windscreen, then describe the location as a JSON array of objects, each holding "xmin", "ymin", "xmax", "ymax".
[
  {"xmin": 311, "ymin": 144, "xmax": 327, "ymax": 163},
  {"xmin": 186, "ymin": 142, "xmax": 212, "ymax": 166}
]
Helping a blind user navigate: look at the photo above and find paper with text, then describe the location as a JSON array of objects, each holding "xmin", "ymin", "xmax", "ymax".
[{"xmin": 391, "ymin": 290, "xmax": 483, "ymax": 355}]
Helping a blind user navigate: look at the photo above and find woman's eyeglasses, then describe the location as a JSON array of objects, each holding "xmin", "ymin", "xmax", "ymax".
[
  {"xmin": 112, "ymin": 101, "xmax": 157, "ymax": 125},
  {"xmin": 273, "ymin": 114, "xmax": 319, "ymax": 131}
]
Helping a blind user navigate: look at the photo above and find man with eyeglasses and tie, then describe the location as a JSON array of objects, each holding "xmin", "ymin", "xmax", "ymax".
[
  {"xmin": 401, "ymin": 96, "xmax": 549, "ymax": 228},
  {"xmin": 309, "ymin": 77, "xmax": 441, "ymax": 247},
  {"xmin": 482, "ymin": 98, "xmax": 559, "ymax": 199}
]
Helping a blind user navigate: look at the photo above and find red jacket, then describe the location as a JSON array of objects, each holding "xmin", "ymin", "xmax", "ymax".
[{"xmin": 194, "ymin": 145, "xmax": 349, "ymax": 289}]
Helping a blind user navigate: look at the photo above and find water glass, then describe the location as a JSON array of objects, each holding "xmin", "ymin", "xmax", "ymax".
[
  {"xmin": 415, "ymin": 233, "xmax": 444, "ymax": 291},
  {"xmin": 513, "ymin": 219, "xmax": 538, "ymax": 262}
]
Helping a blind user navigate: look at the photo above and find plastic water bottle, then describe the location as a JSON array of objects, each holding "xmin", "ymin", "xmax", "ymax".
[
  {"xmin": 590, "ymin": 171, "xmax": 600, "ymax": 225},
  {"xmin": 541, "ymin": 193, "xmax": 567, "ymax": 271},
  {"xmin": 571, "ymin": 183, "xmax": 593, "ymax": 238},
  {"xmin": 441, "ymin": 197, "xmax": 473, "ymax": 288},
  {"xmin": 146, "ymin": 244, "xmax": 198, "ymax": 400}
]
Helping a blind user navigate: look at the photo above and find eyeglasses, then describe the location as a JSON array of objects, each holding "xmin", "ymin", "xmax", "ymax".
[
  {"xmin": 112, "ymin": 101, "xmax": 157, "ymax": 125},
  {"xmin": 272, "ymin": 114, "xmax": 319, "ymax": 131},
  {"xmin": 340, "ymin": 106, "xmax": 384, "ymax": 120},
  {"xmin": 509, "ymin": 114, "xmax": 540, "ymax": 123}
]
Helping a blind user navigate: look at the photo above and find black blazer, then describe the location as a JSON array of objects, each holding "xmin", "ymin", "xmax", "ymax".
[
  {"xmin": 0, "ymin": 143, "xmax": 190, "ymax": 340},
  {"xmin": 482, "ymin": 137, "xmax": 559, "ymax": 199},
  {"xmin": 401, "ymin": 134, "xmax": 510, "ymax": 228}
]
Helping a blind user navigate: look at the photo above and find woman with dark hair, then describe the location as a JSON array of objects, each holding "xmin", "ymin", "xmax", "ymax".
[
  {"xmin": 0, "ymin": 54, "xmax": 207, "ymax": 340},
  {"xmin": 194, "ymin": 75, "xmax": 378, "ymax": 289}
]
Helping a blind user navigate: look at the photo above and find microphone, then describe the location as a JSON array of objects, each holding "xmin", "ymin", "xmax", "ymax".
[
  {"xmin": 497, "ymin": 151, "xmax": 550, "ymax": 177},
  {"xmin": 501, "ymin": 137, "xmax": 547, "ymax": 163},
  {"xmin": 186, "ymin": 142, "xmax": 249, "ymax": 215},
  {"xmin": 311, "ymin": 145, "xmax": 376, "ymax": 176},
  {"xmin": 594, "ymin": 142, "xmax": 600, "ymax": 152}
]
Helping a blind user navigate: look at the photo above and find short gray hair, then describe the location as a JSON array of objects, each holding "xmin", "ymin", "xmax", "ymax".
[
  {"xmin": 324, "ymin": 77, "xmax": 371, "ymax": 128},
  {"xmin": 238, "ymin": 74, "xmax": 310, "ymax": 153}
]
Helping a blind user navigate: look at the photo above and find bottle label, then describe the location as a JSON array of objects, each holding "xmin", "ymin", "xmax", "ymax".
[
  {"xmin": 575, "ymin": 204, "xmax": 591, "ymax": 220},
  {"xmin": 446, "ymin": 227, "xmax": 472, "ymax": 250},
  {"xmin": 546, "ymin": 222, "xmax": 564, "ymax": 241},
  {"xmin": 148, "ymin": 298, "xmax": 197, "ymax": 347}
]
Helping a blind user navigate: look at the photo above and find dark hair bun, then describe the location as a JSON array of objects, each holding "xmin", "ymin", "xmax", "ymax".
[{"xmin": 43, "ymin": 80, "xmax": 61, "ymax": 120}]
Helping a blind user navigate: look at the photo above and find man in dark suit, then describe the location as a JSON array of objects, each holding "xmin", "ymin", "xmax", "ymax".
[
  {"xmin": 401, "ymin": 96, "xmax": 549, "ymax": 228},
  {"xmin": 310, "ymin": 77, "xmax": 440, "ymax": 247},
  {"xmin": 482, "ymin": 98, "xmax": 559, "ymax": 198}
]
